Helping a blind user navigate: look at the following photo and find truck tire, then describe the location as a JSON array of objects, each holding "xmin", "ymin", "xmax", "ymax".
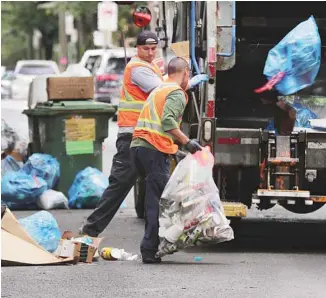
[{"xmin": 134, "ymin": 177, "xmax": 145, "ymax": 219}]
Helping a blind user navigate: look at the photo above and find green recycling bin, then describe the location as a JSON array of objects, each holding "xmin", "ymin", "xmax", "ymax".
[{"xmin": 23, "ymin": 101, "xmax": 117, "ymax": 196}]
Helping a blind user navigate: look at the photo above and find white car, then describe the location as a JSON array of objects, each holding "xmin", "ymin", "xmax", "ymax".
[
  {"xmin": 79, "ymin": 48, "xmax": 137, "ymax": 105},
  {"xmin": 11, "ymin": 60, "xmax": 60, "ymax": 100}
]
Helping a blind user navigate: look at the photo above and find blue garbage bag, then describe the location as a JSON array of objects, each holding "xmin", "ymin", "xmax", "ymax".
[
  {"xmin": 19, "ymin": 211, "xmax": 61, "ymax": 252},
  {"xmin": 1, "ymin": 171, "xmax": 47, "ymax": 205},
  {"xmin": 68, "ymin": 167, "xmax": 108, "ymax": 209},
  {"xmin": 3, "ymin": 201, "xmax": 38, "ymax": 211},
  {"xmin": 293, "ymin": 102, "xmax": 318, "ymax": 128},
  {"xmin": 21, "ymin": 153, "xmax": 60, "ymax": 189},
  {"xmin": 1, "ymin": 155, "xmax": 23, "ymax": 176},
  {"xmin": 264, "ymin": 16, "xmax": 321, "ymax": 95}
]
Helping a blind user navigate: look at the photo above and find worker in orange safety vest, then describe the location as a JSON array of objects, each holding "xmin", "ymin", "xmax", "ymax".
[
  {"xmin": 130, "ymin": 57, "xmax": 207, "ymax": 263},
  {"xmin": 80, "ymin": 31, "xmax": 163, "ymax": 237}
]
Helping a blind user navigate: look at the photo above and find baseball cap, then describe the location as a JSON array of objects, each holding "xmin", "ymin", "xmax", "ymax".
[{"xmin": 136, "ymin": 31, "xmax": 159, "ymax": 46}]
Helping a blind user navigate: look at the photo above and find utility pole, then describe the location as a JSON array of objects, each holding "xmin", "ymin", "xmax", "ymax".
[{"xmin": 58, "ymin": 5, "xmax": 68, "ymax": 71}]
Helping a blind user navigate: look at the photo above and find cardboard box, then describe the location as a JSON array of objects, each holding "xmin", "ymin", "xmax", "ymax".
[
  {"xmin": 54, "ymin": 232, "xmax": 103, "ymax": 264},
  {"xmin": 1, "ymin": 207, "xmax": 75, "ymax": 266},
  {"xmin": 47, "ymin": 77, "xmax": 94, "ymax": 101},
  {"xmin": 170, "ymin": 41, "xmax": 190, "ymax": 65}
]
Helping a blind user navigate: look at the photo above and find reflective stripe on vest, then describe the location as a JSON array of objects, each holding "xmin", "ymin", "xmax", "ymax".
[
  {"xmin": 133, "ymin": 82, "xmax": 188, "ymax": 154},
  {"xmin": 118, "ymin": 57, "xmax": 163, "ymax": 127}
]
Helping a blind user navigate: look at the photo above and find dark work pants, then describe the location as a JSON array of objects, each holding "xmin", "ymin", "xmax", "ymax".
[
  {"xmin": 130, "ymin": 146, "xmax": 171, "ymax": 255},
  {"xmin": 82, "ymin": 133, "xmax": 137, "ymax": 237}
]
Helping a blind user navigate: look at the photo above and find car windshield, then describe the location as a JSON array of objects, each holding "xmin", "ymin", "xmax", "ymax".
[
  {"xmin": 104, "ymin": 57, "xmax": 130, "ymax": 74},
  {"xmin": 18, "ymin": 65, "xmax": 56, "ymax": 75}
]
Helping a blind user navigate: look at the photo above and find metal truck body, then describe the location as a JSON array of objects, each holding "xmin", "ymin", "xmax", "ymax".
[{"xmin": 154, "ymin": 1, "xmax": 326, "ymax": 217}]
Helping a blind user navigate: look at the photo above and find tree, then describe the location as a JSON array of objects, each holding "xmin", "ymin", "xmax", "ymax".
[{"xmin": 1, "ymin": 1, "xmax": 58, "ymax": 61}]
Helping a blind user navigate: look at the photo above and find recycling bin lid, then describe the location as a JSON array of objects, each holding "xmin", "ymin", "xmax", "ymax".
[{"xmin": 23, "ymin": 100, "xmax": 117, "ymax": 116}]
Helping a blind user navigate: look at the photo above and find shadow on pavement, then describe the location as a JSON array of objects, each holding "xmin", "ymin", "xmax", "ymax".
[{"xmin": 185, "ymin": 219, "xmax": 326, "ymax": 254}]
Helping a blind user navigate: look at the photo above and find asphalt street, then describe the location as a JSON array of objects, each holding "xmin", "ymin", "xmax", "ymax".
[{"xmin": 1, "ymin": 99, "xmax": 326, "ymax": 298}]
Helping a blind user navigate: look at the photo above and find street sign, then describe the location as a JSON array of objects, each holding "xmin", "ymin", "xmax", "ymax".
[{"xmin": 97, "ymin": 1, "xmax": 118, "ymax": 32}]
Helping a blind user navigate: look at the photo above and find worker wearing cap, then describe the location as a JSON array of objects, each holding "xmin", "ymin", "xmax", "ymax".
[
  {"xmin": 80, "ymin": 31, "xmax": 164, "ymax": 237},
  {"xmin": 130, "ymin": 57, "xmax": 205, "ymax": 263}
]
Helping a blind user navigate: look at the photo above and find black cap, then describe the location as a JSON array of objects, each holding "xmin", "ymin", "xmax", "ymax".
[{"xmin": 136, "ymin": 31, "xmax": 158, "ymax": 46}]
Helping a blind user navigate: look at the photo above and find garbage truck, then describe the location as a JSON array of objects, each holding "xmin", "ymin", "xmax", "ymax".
[{"xmin": 129, "ymin": 1, "xmax": 326, "ymax": 218}]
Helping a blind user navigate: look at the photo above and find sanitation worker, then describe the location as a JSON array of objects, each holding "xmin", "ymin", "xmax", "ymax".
[{"xmin": 130, "ymin": 57, "xmax": 206, "ymax": 263}]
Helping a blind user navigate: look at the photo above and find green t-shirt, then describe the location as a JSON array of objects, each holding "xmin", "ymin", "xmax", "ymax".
[{"xmin": 131, "ymin": 90, "xmax": 187, "ymax": 151}]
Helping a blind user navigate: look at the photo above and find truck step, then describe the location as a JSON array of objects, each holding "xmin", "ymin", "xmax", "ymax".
[{"xmin": 222, "ymin": 202, "xmax": 247, "ymax": 218}]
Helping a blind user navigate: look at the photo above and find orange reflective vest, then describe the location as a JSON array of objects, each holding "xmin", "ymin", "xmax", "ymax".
[
  {"xmin": 117, "ymin": 56, "xmax": 163, "ymax": 128},
  {"xmin": 133, "ymin": 80, "xmax": 188, "ymax": 154}
]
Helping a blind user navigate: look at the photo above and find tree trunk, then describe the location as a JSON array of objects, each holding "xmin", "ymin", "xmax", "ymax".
[
  {"xmin": 41, "ymin": 35, "xmax": 54, "ymax": 60},
  {"xmin": 76, "ymin": 18, "xmax": 85, "ymax": 61},
  {"xmin": 27, "ymin": 32, "xmax": 34, "ymax": 60}
]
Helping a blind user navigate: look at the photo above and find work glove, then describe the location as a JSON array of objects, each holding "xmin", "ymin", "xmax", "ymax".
[
  {"xmin": 189, "ymin": 74, "xmax": 209, "ymax": 89},
  {"xmin": 185, "ymin": 139, "xmax": 202, "ymax": 154}
]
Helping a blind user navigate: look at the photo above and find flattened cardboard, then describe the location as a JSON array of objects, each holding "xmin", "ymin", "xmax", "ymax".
[
  {"xmin": 1, "ymin": 230, "xmax": 74, "ymax": 266},
  {"xmin": 47, "ymin": 77, "xmax": 94, "ymax": 100},
  {"xmin": 1, "ymin": 207, "xmax": 75, "ymax": 266}
]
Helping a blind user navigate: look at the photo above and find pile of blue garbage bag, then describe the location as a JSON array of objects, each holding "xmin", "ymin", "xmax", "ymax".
[{"xmin": 1, "ymin": 153, "xmax": 60, "ymax": 209}]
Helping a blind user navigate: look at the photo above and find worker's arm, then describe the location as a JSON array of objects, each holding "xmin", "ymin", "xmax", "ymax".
[
  {"xmin": 161, "ymin": 90, "xmax": 201, "ymax": 153},
  {"xmin": 131, "ymin": 67, "xmax": 162, "ymax": 93}
]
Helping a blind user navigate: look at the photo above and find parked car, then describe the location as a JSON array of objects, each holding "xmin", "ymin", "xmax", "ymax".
[
  {"xmin": 11, "ymin": 60, "xmax": 60, "ymax": 100},
  {"xmin": 79, "ymin": 48, "xmax": 137, "ymax": 105},
  {"xmin": 1, "ymin": 70, "xmax": 15, "ymax": 99}
]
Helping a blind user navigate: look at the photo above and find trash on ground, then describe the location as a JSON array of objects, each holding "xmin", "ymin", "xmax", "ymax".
[
  {"xmin": 68, "ymin": 167, "xmax": 108, "ymax": 209},
  {"xmin": 21, "ymin": 153, "xmax": 60, "ymax": 189},
  {"xmin": 1, "ymin": 171, "xmax": 48, "ymax": 207},
  {"xmin": 100, "ymin": 247, "xmax": 138, "ymax": 261},
  {"xmin": 194, "ymin": 256, "xmax": 203, "ymax": 262},
  {"xmin": 54, "ymin": 231, "xmax": 103, "ymax": 264},
  {"xmin": 18, "ymin": 211, "xmax": 61, "ymax": 253},
  {"xmin": 36, "ymin": 189, "xmax": 69, "ymax": 210},
  {"xmin": 156, "ymin": 149, "xmax": 234, "ymax": 258},
  {"xmin": 1, "ymin": 207, "xmax": 75, "ymax": 266},
  {"xmin": 1, "ymin": 118, "xmax": 28, "ymax": 161}
]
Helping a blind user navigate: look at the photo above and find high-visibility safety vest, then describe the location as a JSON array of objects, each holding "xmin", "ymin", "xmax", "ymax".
[
  {"xmin": 117, "ymin": 56, "xmax": 163, "ymax": 128},
  {"xmin": 133, "ymin": 80, "xmax": 188, "ymax": 154}
]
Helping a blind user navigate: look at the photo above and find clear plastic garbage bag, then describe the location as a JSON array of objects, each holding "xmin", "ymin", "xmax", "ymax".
[
  {"xmin": 36, "ymin": 189, "xmax": 69, "ymax": 210},
  {"xmin": 19, "ymin": 211, "xmax": 61, "ymax": 252},
  {"xmin": 157, "ymin": 149, "xmax": 234, "ymax": 258},
  {"xmin": 264, "ymin": 16, "xmax": 321, "ymax": 95},
  {"xmin": 68, "ymin": 167, "xmax": 108, "ymax": 209}
]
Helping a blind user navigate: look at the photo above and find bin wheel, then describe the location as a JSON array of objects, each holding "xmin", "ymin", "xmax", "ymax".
[{"xmin": 134, "ymin": 177, "xmax": 145, "ymax": 219}]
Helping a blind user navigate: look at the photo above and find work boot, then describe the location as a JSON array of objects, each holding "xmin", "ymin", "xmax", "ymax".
[{"xmin": 141, "ymin": 251, "xmax": 162, "ymax": 264}]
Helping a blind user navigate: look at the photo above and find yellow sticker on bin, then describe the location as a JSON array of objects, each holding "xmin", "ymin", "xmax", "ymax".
[{"xmin": 65, "ymin": 118, "xmax": 95, "ymax": 141}]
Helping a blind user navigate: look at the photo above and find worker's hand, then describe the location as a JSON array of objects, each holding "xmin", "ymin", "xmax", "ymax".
[
  {"xmin": 189, "ymin": 74, "xmax": 209, "ymax": 89},
  {"xmin": 185, "ymin": 139, "xmax": 202, "ymax": 154}
]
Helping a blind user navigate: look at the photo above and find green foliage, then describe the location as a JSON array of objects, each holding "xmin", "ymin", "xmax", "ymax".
[{"xmin": 1, "ymin": 1, "xmax": 149, "ymax": 66}]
